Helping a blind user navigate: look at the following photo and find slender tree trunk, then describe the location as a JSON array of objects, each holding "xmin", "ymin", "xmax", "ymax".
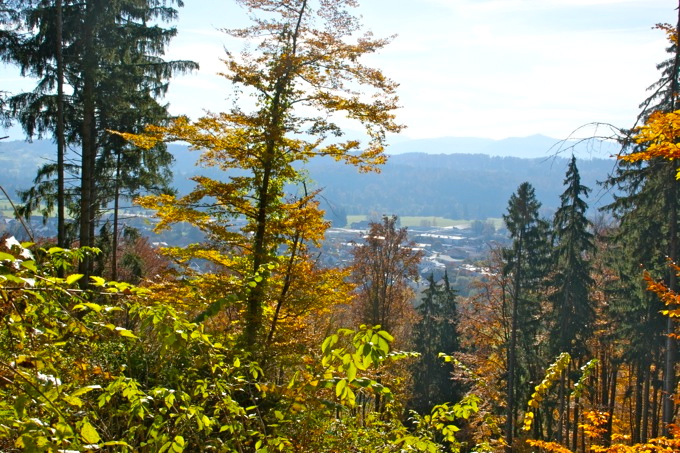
[
  {"xmin": 245, "ymin": 0, "xmax": 307, "ymax": 347},
  {"xmin": 633, "ymin": 361, "xmax": 643, "ymax": 444},
  {"xmin": 565, "ymin": 385, "xmax": 571, "ymax": 447},
  {"xmin": 662, "ymin": 5, "xmax": 680, "ymax": 435},
  {"xmin": 652, "ymin": 367, "xmax": 660, "ymax": 438},
  {"xmin": 663, "ymin": 163, "xmax": 677, "ymax": 434},
  {"xmin": 599, "ymin": 350, "xmax": 608, "ymax": 409},
  {"xmin": 557, "ymin": 371, "xmax": 565, "ymax": 443},
  {"xmin": 642, "ymin": 363, "xmax": 650, "ymax": 442},
  {"xmin": 572, "ymin": 394, "xmax": 580, "ymax": 452},
  {"xmin": 505, "ymin": 232, "xmax": 523, "ymax": 452},
  {"xmin": 111, "ymin": 150, "xmax": 120, "ymax": 281},
  {"xmin": 55, "ymin": 0, "xmax": 66, "ymax": 250},
  {"xmin": 546, "ymin": 403, "xmax": 554, "ymax": 440},
  {"xmin": 79, "ymin": 0, "xmax": 98, "ymax": 281},
  {"xmin": 604, "ymin": 367, "xmax": 617, "ymax": 448}
]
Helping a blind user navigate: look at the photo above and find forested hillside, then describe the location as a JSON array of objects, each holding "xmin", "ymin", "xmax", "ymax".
[
  {"xmin": 1, "ymin": 1, "xmax": 679, "ymax": 453},
  {"xmin": 307, "ymin": 152, "xmax": 616, "ymax": 219},
  {"xmin": 0, "ymin": 139, "xmax": 617, "ymax": 220}
]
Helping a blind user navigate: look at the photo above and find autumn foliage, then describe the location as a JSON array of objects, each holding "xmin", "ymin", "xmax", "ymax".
[{"xmin": 5, "ymin": 1, "xmax": 680, "ymax": 453}]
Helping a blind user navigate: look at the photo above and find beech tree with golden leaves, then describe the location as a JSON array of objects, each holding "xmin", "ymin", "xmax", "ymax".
[{"xmin": 120, "ymin": 0, "xmax": 403, "ymax": 349}]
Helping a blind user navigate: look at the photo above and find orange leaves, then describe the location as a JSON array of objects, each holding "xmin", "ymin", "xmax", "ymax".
[
  {"xmin": 580, "ymin": 410, "xmax": 611, "ymax": 440},
  {"xmin": 642, "ymin": 267, "xmax": 680, "ymax": 319}
]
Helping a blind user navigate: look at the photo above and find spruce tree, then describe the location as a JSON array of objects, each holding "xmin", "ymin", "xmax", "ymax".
[
  {"xmin": 601, "ymin": 9, "xmax": 680, "ymax": 434},
  {"xmin": 410, "ymin": 272, "xmax": 461, "ymax": 415},
  {"xmin": 5, "ymin": 0, "xmax": 196, "ymax": 277},
  {"xmin": 502, "ymin": 181, "xmax": 551, "ymax": 450},
  {"xmin": 546, "ymin": 156, "xmax": 595, "ymax": 445},
  {"xmin": 549, "ymin": 156, "xmax": 595, "ymax": 358}
]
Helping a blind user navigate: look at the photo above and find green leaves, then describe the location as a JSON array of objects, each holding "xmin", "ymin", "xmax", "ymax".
[
  {"xmin": 160, "ymin": 435, "xmax": 185, "ymax": 453},
  {"xmin": 319, "ymin": 325, "xmax": 398, "ymax": 407}
]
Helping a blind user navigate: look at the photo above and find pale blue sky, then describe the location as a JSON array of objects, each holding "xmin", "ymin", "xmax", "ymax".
[{"xmin": 1, "ymin": 0, "xmax": 676, "ymax": 142}]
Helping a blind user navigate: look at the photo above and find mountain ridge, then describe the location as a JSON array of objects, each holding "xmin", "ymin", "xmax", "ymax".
[
  {"xmin": 0, "ymin": 137, "xmax": 619, "ymax": 220},
  {"xmin": 384, "ymin": 133, "xmax": 619, "ymax": 159}
]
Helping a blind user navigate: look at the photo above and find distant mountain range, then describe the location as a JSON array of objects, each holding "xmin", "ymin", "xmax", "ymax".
[
  {"xmin": 0, "ymin": 136, "xmax": 621, "ymax": 220},
  {"xmin": 385, "ymin": 134, "xmax": 620, "ymax": 159}
]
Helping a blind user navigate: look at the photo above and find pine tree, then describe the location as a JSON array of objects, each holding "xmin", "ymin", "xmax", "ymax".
[
  {"xmin": 410, "ymin": 272, "xmax": 462, "ymax": 415},
  {"xmin": 601, "ymin": 10, "xmax": 680, "ymax": 434},
  {"xmin": 502, "ymin": 181, "xmax": 551, "ymax": 450},
  {"xmin": 5, "ymin": 0, "xmax": 196, "ymax": 277},
  {"xmin": 549, "ymin": 156, "xmax": 595, "ymax": 358},
  {"xmin": 545, "ymin": 156, "xmax": 595, "ymax": 446}
]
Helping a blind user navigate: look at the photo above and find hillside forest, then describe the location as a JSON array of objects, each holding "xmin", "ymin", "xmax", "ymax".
[{"xmin": 1, "ymin": 1, "xmax": 680, "ymax": 452}]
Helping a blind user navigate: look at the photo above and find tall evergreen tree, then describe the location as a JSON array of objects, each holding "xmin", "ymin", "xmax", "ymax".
[
  {"xmin": 0, "ymin": 1, "xmax": 22, "ymax": 132},
  {"xmin": 545, "ymin": 156, "xmax": 595, "ymax": 446},
  {"xmin": 5, "ymin": 0, "xmax": 196, "ymax": 277},
  {"xmin": 502, "ymin": 181, "xmax": 551, "ymax": 450},
  {"xmin": 410, "ymin": 272, "xmax": 462, "ymax": 415},
  {"xmin": 549, "ymin": 156, "xmax": 595, "ymax": 358},
  {"xmin": 601, "ymin": 9, "xmax": 680, "ymax": 434}
]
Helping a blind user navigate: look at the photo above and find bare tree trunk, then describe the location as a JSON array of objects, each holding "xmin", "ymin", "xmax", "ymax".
[
  {"xmin": 642, "ymin": 363, "xmax": 650, "ymax": 442},
  {"xmin": 663, "ymin": 164, "xmax": 678, "ymax": 434},
  {"xmin": 79, "ymin": 0, "xmax": 98, "ymax": 281},
  {"xmin": 662, "ymin": 4, "xmax": 680, "ymax": 435},
  {"xmin": 55, "ymin": 0, "xmax": 66, "ymax": 251},
  {"xmin": 572, "ymin": 394, "xmax": 580, "ymax": 452},
  {"xmin": 505, "ymin": 238, "xmax": 522, "ymax": 452},
  {"xmin": 111, "ymin": 150, "xmax": 120, "ymax": 281},
  {"xmin": 651, "ymin": 368, "xmax": 660, "ymax": 438},
  {"xmin": 633, "ymin": 361, "xmax": 643, "ymax": 444},
  {"xmin": 565, "ymin": 380, "xmax": 571, "ymax": 448},
  {"xmin": 557, "ymin": 370, "xmax": 565, "ymax": 443},
  {"xmin": 604, "ymin": 367, "xmax": 618, "ymax": 448}
]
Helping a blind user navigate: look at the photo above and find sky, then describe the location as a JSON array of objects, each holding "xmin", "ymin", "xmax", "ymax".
[{"xmin": 1, "ymin": 0, "xmax": 677, "ymax": 142}]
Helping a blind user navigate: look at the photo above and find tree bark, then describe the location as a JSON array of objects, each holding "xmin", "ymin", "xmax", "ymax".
[
  {"xmin": 505, "ymin": 230, "xmax": 522, "ymax": 452},
  {"xmin": 662, "ymin": 4, "xmax": 680, "ymax": 435},
  {"xmin": 55, "ymin": 0, "xmax": 66, "ymax": 250},
  {"xmin": 79, "ymin": 0, "xmax": 98, "ymax": 281}
]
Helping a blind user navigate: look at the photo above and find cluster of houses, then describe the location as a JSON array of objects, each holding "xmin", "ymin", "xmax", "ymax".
[
  {"xmin": 2, "ymin": 211, "xmax": 509, "ymax": 296},
  {"xmin": 319, "ymin": 222, "xmax": 508, "ymax": 296}
]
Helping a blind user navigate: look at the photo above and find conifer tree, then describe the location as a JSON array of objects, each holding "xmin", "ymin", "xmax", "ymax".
[
  {"xmin": 549, "ymin": 156, "xmax": 595, "ymax": 358},
  {"xmin": 410, "ymin": 272, "xmax": 461, "ymax": 415},
  {"xmin": 544, "ymin": 156, "xmax": 595, "ymax": 445},
  {"xmin": 5, "ymin": 0, "xmax": 196, "ymax": 277},
  {"xmin": 502, "ymin": 181, "xmax": 551, "ymax": 450},
  {"xmin": 601, "ymin": 12, "xmax": 680, "ymax": 434}
]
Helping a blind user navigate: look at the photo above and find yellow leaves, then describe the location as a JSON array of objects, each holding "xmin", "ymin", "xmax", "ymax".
[
  {"xmin": 79, "ymin": 418, "xmax": 101, "ymax": 445},
  {"xmin": 522, "ymin": 352, "xmax": 571, "ymax": 432},
  {"xmin": 526, "ymin": 439, "xmax": 574, "ymax": 453},
  {"xmin": 622, "ymin": 110, "xmax": 680, "ymax": 178},
  {"xmin": 111, "ymin": 0, "xmax": 404, "ymax": 352},
  {"xmin": 620, "ymin": 28, "xmax": 680, "ymax": 173}
]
